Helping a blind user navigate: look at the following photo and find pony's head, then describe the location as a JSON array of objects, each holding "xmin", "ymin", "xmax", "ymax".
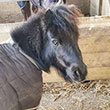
[{"xmin": 11, "ymin": 4, "xmax": 87, "ymax": 82}]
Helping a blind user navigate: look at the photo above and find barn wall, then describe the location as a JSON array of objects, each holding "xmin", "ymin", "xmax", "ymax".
[
  {"xmin": 90, "ymin": 0, "xmax": 99, "ymax": 16},
  {"xmin": 102, "ymin": 0, "xmax": 110, "ymax": 15},
  {"xmin": 90, "ymin": 0, "xmax": 110, "ymax": 16},
  {"xmin": 67, "ymin": 0, "xmax": 90, "ymax": 15}
]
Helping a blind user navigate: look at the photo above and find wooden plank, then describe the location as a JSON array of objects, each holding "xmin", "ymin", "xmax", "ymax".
[
  {"xmin": 99, "ymin": 0, "xmax": 103, "ymax": 15},
  {"xmin": 90, "ymin": 0, "xmax": 99, "ymax": 16},
  {"xmin": 42, "ymin": 68, "xmax": 64, "ymax": 82},
  {"xmin": 79, "ymin": 36, "xmax": 110, "ymax": 53},
  {"xmin": 87, "ymin": 67, "xmax": 110, "ymax": 80},
  {"xmin": 0, "ymin": 33, "xmax": 10, "ymax": 42},
  {"xmin": 90, "ymin": 0, "xmax": 110, "ymax": 16},
  {"xmin": 102, "ymin": 0, "xmax": 110, "ymax": 16},
  {"xmin": 83, "ymin": 52, "xmax": 110, "ymax": 68},
  {"xmin": 0, "ymin": 23, "xmax": 20, "ymax": 33},
  {"xmin": 78, "ymin": 17, "xmax": 110, "ymax": 38}
]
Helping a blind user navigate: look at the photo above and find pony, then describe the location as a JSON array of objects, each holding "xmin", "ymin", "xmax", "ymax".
[
  {"xmin": 17, "ymin": 0, "xmax": 66, "ymax": 21},
  {"xmin": 0, "ymin": 4, "xmax": 87, "ymax": 110},
  {"xmin": 11, "ymin": 4, "xmax": 87, "ymax": 83}
]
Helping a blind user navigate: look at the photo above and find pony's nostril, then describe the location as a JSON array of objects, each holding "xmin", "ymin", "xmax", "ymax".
[
  {"xmin": 71, "ymin": 66, "xmax": 82, "ymax": 80},
  {"xmin": 74, "ymin": 70, "xmax": 80, "ymax": 78}
]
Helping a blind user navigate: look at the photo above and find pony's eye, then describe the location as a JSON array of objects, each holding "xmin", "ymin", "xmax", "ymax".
[{"xmin": 52, "ymin": 40, "xmax": 59, "ymax": 46}]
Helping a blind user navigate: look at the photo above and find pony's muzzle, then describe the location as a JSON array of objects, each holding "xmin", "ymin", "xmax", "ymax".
[{"xmin": 71, "ymin": 66, "xmax": 87, "ymax": 81}]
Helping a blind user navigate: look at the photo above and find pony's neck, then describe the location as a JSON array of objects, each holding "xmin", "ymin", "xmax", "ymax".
[
  {"xmin": 6, "ymin": 38, "xmax": 40, "ymax": 69},
  {"xmin": 19, "ymin": 49, "xmax": 39, "ymax": 68}
]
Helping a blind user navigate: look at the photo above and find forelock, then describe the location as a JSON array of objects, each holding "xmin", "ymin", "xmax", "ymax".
[{"xmin": 48, "ymin": 5, "xmax": 80, "ymax": 40}]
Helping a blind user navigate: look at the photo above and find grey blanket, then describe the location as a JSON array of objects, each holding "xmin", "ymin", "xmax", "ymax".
[{"xmin": 0, "ymin": 43, "xmax": 42, "ymax": 110}]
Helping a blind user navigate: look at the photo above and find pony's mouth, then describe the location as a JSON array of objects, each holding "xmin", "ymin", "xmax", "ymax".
[
  {"xmin": 54, "ymin": 64, "xmax": 86, "ymax": 83},
  {"xmin": 51, "ymin": 57, "xmax": 87, "ymax": 83},
  {"xmin": 57, "ymin": 67, "xmax": 86, "ymax": 83}
]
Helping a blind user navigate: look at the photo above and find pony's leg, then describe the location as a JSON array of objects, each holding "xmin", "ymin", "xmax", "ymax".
[
  {"xmin": 21, "ymin": 8, "xmax": 27, "ymax": 21},
  {"xmin": 32, "ymin": 5, "xmax": 38, "ymax": 14},
  {"xmin": 25, "ymin": 1, "xmax": 31, "ymax": 19},
  {"xmin": 63, "ymin": 0, "xmax": 66, "ymax": 3},
  {"xmin": 21, "ymin": 1, "xmax": 31, "ymax": 21}
]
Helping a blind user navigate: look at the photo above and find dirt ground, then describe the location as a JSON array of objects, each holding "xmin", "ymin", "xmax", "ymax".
[{"xmin": 0, "ymin": 2, "xmax": 110, "ymax": 110}]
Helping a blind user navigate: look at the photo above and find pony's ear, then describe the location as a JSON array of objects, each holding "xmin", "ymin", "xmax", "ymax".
[
  {"xmin": 11, "ymin": 23, "xmax": 49, "ymax": 72},
  {"xmin": 44, "ymin": 9, "xmax": 56, "ymax": 26}
]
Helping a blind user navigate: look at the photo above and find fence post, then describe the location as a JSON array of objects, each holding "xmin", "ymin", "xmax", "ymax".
[
  {"xmin": 90, "ymin": 0, "xmax": 100, "ymax": 16},
  {"xmin": 99, "ymin": 0, "xmax": 103, "ymax": 15}
]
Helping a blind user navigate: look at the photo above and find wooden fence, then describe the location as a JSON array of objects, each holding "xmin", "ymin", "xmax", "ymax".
[{"xmin": 90, "ymin": 0, "xmax": 110, "ymax": 16}]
